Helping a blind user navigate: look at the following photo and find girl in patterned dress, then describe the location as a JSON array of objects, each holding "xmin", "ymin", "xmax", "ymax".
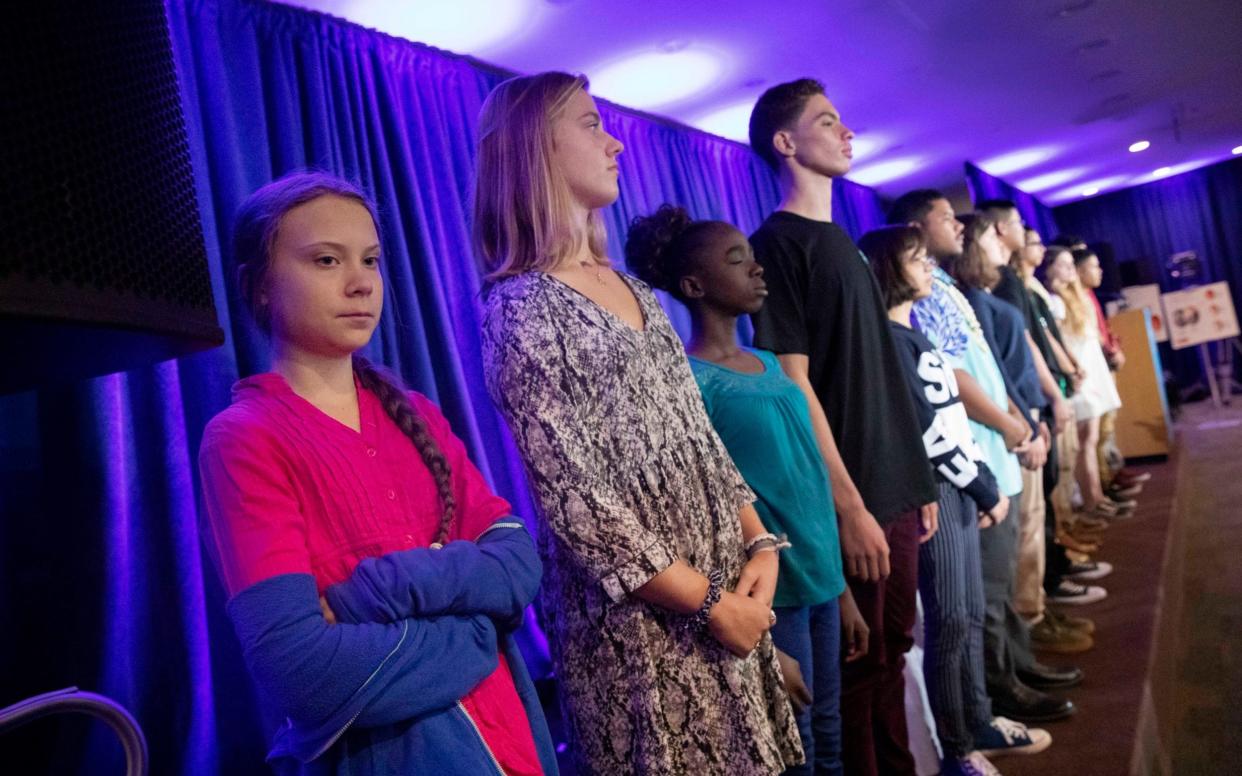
[{"xmin": 473, "ymin": 72, "xmax": 803, "ymax": 775}]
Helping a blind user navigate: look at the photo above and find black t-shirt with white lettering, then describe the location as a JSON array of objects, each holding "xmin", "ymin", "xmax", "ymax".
[{"xmin": 750, "ymin": 212, "xmax": 936, "ymax": 523}]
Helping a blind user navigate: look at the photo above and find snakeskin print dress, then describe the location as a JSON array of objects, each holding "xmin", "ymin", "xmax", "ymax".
[{"xmin": 482, "ymin": 271, "xmax": 802, "ymax": 776}]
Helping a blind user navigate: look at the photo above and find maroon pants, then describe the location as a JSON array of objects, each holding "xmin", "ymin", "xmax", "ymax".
[{"xmin": 840, "ymin": 510, "xmax": 920, "ymax": 776}]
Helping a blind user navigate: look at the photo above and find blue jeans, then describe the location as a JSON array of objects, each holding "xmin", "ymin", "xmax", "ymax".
[{"xmin": 771, "ymin": 597, "xmax": 843, "ymax": 776}]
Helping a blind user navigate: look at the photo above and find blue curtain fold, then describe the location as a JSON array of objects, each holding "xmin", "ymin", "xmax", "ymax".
[
  {"xmin": 964, "ymin": 161, "xmax": 1060, "ymax": 239},
  {"xmin": 0, "ymin": 1, "xmax": 889, "ymax": 772}
]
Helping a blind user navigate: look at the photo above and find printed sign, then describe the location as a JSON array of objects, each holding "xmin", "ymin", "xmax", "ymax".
[{"xmin": 1160, "ymin": 282, "xmax": 1239, "ymax": 349}]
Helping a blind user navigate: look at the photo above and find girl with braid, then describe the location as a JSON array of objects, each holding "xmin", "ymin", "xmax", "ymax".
[{"xmin": 198, "ymin": 172, "xmax": 556, "ymax": 775}]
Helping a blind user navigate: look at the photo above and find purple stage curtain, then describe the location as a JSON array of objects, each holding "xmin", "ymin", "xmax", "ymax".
[
  {"xmin": 0, "ymin": 0, "xmax": 889, "ymax": 773},
  {"xmin": 965, "ymin": 161, "xmax": 1061, "ymax": 240},
  {"xmin": 1053, "ymin": 156, "xmax": 1242, "ymax": 383}
]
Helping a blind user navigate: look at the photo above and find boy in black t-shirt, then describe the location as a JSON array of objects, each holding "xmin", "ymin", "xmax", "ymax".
[{"xmin": 748, "ymin": 78, "xmax": 938, "ymax": 776}]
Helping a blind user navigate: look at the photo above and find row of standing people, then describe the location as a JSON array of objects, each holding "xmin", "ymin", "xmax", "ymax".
[{"xmin": 198, "ymin": 70, "xmax": 1137, "ymax": 776}]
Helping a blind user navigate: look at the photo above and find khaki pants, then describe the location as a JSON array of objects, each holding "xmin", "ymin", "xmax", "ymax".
[
  {"xmin": 1014, "ymin": 465, "xmax": 1047, "ymax": 618},
  {"xmin": 1052, "ymin": 408, "xmax": 1080, "ymax": 531}
]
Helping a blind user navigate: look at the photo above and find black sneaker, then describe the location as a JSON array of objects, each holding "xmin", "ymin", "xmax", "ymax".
[
  {"xmin": 1048, "ymin": 579, "xmax": 1107, "ymax": 605},
  {"xmin": 1066, "ymin": 560, "xmax": 1113, "ymax": 581}
]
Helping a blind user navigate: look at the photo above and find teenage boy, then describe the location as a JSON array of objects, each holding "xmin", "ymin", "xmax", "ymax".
[
  {"xmin": 748, "ymin": 79, "xmax": 938, "ymax": 776},
  {"xmin": 888, "ymin": 191, "xmax": 1080, "ymax": 727}
]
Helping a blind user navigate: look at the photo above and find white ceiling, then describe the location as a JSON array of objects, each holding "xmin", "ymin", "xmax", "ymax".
[{"xmin": 285, "ymin": 0, "xmax": 1242, "ymax": 205}]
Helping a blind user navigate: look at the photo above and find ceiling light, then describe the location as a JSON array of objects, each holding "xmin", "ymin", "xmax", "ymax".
[
  {"xmin": 848, "ymin": 157, "xmax": 922, "ymax": 186},
  {"xmin": 590, "ymin": 48, "xmax": 724, "ymax": 110},
  {"xmin": 978, "ymin": 146, "xmax": 1059, "ymax": 176},
  {"xmin": 848, "ymin": 135, "xmax": 887, "ymax": 160},
  {"xmin": 1016, "ymin": 168, "xmax": 1087, "ymax": 192},
  {"xmin": 334, "ymin": 0, "xmax": 534, "ymax": 55},
  {"xmin": 1081, "ymin": 187, "xmax": 1099, "ymax": 197},
  {"xmin": 1153, "ymin": 166, "xmax": 1173, "ymax": 177},
  {"xmin": 1232, "ymin": 145, "xmax": 1242, "ymax": 155},
  {"xmin": 1129, "ymin": 140, "xmax": 1150, "ymax": 153},
  {"xmin": 1048, "ymin": 174, "xmax": 1127, "ymax": 202},
  {"xmin": 693, "ymin": 101, "xmax": 754, "ymax": 142}
]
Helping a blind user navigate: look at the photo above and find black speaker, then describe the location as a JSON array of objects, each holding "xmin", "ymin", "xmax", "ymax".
[{"xmin": 0, "ymin": 0, "xmax": 223, "ymax": 394}]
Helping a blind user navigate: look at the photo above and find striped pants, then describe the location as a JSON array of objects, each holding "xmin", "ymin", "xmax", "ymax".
[{"xmin": 918, "ymin": 481, "xmax": 991, "ymax": 757}]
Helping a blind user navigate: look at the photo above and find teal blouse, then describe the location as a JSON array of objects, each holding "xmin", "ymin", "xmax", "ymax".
[{"xmin": 690, "ymin": 349, "xmax": 846, "ymax": 608}]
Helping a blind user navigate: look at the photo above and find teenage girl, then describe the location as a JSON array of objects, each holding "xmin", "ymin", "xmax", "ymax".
[
  {"xmin": 626, "ymin": 204, "xmax": 872, "ymax": 775},
  {"xmin": 199, "ymin": 171, "xmax": 555, "ymax": 775},
  {"xmin": 475, "ymin": 73, "xmax": 802, "ymax": 775}
]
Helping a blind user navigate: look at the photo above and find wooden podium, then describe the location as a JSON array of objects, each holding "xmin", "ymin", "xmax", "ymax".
[{"xmin": 1109, "ymin": 308, "xmax": 1172, "ymax": 458}]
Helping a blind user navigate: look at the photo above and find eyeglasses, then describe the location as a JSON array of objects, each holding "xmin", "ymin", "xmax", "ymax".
[{"xmin": 906, "ymin": 254, "xmax": 936, "ymax": 267}]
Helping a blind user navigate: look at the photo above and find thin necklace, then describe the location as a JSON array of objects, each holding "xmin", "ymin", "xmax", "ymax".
[{"xmin": 580, "ymin": 259, "xmax": 606, "ymax": 285}]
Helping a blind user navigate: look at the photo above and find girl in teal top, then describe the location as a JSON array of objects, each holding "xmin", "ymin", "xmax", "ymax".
[{"xmin": 626, "ymin": 204, "xmax": 862, "ymax": 776}]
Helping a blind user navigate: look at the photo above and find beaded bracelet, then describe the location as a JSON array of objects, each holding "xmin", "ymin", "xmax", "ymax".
[
  {"xmin": 744, "ymin": 532, "xmax": 792, "ymax": 559},
  {"xmin": 691, "ymin": 569, "xmax": 724, "ymax": 631}
]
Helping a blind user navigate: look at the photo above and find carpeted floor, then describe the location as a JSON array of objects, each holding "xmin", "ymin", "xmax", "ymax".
[
  {"xmin": 545, "ymin": 400, "xmax": 1242, "ymax": 776},
  {"xmin": 1004, "ymin": 399, "xmax": 1240, "ymax": 776}
]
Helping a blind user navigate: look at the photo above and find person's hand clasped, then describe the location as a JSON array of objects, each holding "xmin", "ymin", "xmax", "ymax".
[
  {"xmin": 319, "ymin": 595, "xmax": 338, "ymax": 625},
  {"xmin": 735, "ymin": 548, "xmax": 779, "ymax": 608},
  {"xmin": 708, "ymin": 591, "xmax": 773, "ymax": 658},
  {"xmin": 979, "ymin": 493, "xmax": 1009, "ymax": 529}
]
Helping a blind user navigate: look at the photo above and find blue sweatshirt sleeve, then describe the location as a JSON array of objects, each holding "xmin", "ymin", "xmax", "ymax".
[
  {"xmin": 968, "ymin": 461, "xmax": 1001, "ymax": 512},
  {"xmin": 323, "ymin": 518, "xmax": 542, "ymax": 633},
  {"xmin": 227, "ymin": 573, "xmax": 500, "ymax": 762}
]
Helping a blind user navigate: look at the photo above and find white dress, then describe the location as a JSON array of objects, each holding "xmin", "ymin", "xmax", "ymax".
[{"xmin": 1051, "ymin": 293, "xmax": 1122, "ymax": 420}]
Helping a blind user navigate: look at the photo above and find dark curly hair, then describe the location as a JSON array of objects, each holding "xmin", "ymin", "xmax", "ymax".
[{"xmin": 624, "ymin": 204, "xmax": 726, "ymax": 302}]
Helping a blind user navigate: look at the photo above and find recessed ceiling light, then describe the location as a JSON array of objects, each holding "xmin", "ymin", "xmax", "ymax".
[
  {"xmin": 978, "ymin": 146, "xmax": 1059, "ymax": 176},
  {"xmin": 848, "ymin": 157, "xmax": 922, "ymax": 186},
  {"xmin": 1016, "ymin": 168, "xmax": 1087, "ymax": 192},
  {"xmin": 335, "ymin": 0, "xmax": 535, "ymax": 55},
  {"xmin": 848, "ymin": 135, "xmax": 888, "ymax": 160},
  {"xmin": 1081, "ymin": 187, "xmax": 1099, "ymax": 196},
  {"xmin": 1050, "ymin": 174, "xmax": 1127, "ymax": 202},
  {"xmin": 1154, "ymin": 166, "xmax": 1173, "ymax": 176},
  {"xmin": 1129, "ymin": 140, "xmax": 1150, "ymax": 153},
  {"xmin": 1233, "ymin": 145, "xmax": 1242, "ymax": 155},
  {"xmin": 693, "ymin": 101, "xmax": 755, "ymax": 142},
  {"xmin": 590, "ymin": 48, "xmax": 724, "ymax": 109}
]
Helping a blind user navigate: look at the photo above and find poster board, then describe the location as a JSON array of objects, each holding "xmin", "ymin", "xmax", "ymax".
[
  {"xmin": 1160, "ymin": 282, "xmax": 1239, "ymax": 349},
  {"xmin": 1121, "ymin": 284, "xmax": 1168, "ymax": 342}
]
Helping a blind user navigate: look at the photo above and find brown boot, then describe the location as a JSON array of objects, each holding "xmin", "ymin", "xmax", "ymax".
[{"xmin": 1031, "ymin": 616, "xmax": 1094, "ymax": 653}]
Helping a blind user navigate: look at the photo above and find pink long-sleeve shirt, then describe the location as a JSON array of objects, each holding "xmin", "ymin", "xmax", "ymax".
[{"xmin": 199, "ymin": 372, "xmax": 540, "ymax": 774}]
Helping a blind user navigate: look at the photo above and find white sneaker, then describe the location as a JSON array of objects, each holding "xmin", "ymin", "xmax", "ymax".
[{"xmin": 975, "ymin": 716, "xmax": 1052, "ymax": 757}]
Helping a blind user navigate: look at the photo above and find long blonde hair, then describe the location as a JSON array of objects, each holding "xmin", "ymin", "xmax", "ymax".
[
  {"xmin": 1060, "ymin": 277, "xmax": 1091, "ymax": 336},
  {"xmin": 471, "ymin": 71, "xmax": 610, "ymax": 281}
]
